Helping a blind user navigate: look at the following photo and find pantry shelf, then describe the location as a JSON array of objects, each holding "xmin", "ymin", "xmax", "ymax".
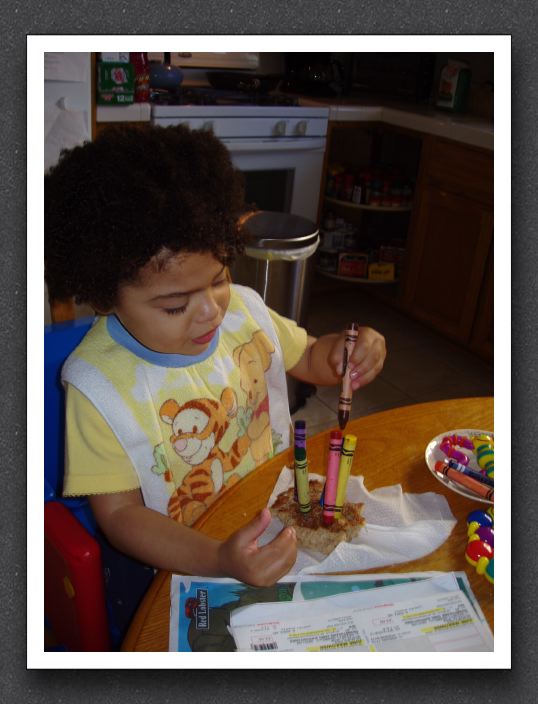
[{"xmin": 325, "ymin": 197, "xmax": 412, "ymax": 213}]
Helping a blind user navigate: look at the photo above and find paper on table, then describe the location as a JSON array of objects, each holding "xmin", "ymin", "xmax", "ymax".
[
  {"xmin": 262, "ymin": 467, "xmax": 457, "ymax": 574},
  {"xmin": 229, "ymin": 573, "xmax": 493, "ymax": 652}
]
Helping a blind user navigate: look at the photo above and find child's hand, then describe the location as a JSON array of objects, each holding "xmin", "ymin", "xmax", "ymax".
[
  {"xmin": 331, "ymin": 326, "xmax": 386, "ymax": 391},
  {"xmin": 218, "ymin": 508, "xmax": 297, "ymax": 586}
]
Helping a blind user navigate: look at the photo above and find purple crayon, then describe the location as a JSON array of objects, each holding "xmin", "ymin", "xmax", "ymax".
[
  {"xmin": 294, "ymin": 419, "xmax": 306, "ymax": 450},
  {"xmin": 293, "ymin": 420, "xmax": 306, "ymax": 502}
]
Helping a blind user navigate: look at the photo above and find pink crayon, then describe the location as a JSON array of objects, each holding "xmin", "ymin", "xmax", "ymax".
[{"xmin": 322, "ymin": 430, "xmax": 343, "ymax": 526}]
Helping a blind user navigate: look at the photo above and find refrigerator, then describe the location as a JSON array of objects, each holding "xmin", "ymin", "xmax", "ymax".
[{"xmin": 44, "ymin": 52, "xmax": 93, "ymax": 323}]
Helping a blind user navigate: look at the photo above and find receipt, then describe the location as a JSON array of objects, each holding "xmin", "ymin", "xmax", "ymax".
[{"xmin": 229, "ymin": 575, "xmax": 493, "ymax": 652}]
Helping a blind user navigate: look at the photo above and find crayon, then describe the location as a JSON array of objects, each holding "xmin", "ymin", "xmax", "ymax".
[
  {"xmin": 322, "ymin": 430, "xmax": 344, "ymax": 526},
  {"xmin": 294, "ymin": 419, "xmax": 306, "ymax": 450},
  {"xmin": 294, "ymin": 447, "xmax": 311, "ymax": 513},
  {"xmin": 334, "ymin": 434, "xmax": 357, "ymax": 518},
  {"xmin": 338, "ymin": 323, "xmax": 359, "ymax": 430},
  {"xmin": 293, "ymin": 420, "xmax": 306, "ymax": 502},
  {"xmin": 435, "ymin": 464, "xmax": 494, "ymax": 502},
  {"xmin": 436, "ymin": 459, "xmax": 494, "ymax": 488},
  {"xmin": 294, "ymin": 419, "xmax": 310, "ymax": 512}
]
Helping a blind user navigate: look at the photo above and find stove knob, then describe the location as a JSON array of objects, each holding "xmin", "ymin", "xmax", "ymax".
[
  {"xmin": 201, "ymin": 121, "xmax": 214, "ymax": 132},
  {"xmin": 273, "ymin": 120, "xmax": 287, "ymax": 137},
  {"xmin": 295, "ymin": 120, "xmax": 308, "ymax": 136}
]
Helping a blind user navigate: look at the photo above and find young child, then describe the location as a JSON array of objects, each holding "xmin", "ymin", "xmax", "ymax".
[{"xmin": 45, "ymin": 124, "xmax": 386, "ymax": 587}]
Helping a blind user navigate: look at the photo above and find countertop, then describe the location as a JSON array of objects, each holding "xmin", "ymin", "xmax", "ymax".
[
  {"xmin": 298, "ymin": 95, "xmax": 493, "ymax": 150},
  {"xmin": 96, "ymin": 94, "xmax": 493, "ymax": 151}
]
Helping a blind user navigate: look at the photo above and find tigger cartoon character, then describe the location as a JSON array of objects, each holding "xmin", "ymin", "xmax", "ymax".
[
  {"xmin": 233, "ymin": 330, "xmax": 275, "ymax": 465},
  {"xmin": 159, "ymin": 388, "xmax": 249, "ymax": 526}
]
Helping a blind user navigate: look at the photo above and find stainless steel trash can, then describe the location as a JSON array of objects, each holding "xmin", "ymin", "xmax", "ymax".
[{"xmin": 230, "ymin": 211, "xmax": 320, "ymax": 413}]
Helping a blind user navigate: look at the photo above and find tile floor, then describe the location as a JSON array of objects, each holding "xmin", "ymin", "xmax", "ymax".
[{"xmin": 291, "ymin": 276, "xmax": 494, "ymax": 437}]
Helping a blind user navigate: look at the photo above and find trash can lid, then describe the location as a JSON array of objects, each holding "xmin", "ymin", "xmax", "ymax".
[{"xmin": 239, "ymin": 210, "xmax": 319, "ymax": 250}]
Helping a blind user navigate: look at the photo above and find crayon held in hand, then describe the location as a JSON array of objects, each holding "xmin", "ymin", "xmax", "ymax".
[
  {"xmin": 435, "ymin": 464, "xmax": 494, "ymax": 502},
  {"xmin": 338, "ymin": 323, "xmax": 359, "ymax": 430},
  {"xmin": 334, "ymin": 434, "xmax": 357, "ymax": 518},
  {"xmin": 322, "ymin": 430, "xmax": 343, "ymax": 526}
]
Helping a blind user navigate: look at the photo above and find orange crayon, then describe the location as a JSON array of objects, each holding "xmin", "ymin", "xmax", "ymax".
[{"xmin": 435, "ymin": 464, "xmax": 494, "ymax": 502}]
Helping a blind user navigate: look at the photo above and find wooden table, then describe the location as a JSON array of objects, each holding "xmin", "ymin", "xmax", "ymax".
[{"xmin": 122, "ymin": 397, "xmax": 494, "ymax": 651}]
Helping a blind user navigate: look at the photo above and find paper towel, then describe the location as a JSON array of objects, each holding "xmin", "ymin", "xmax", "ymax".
[{"xmin": 260, "ymin": 466, "xmax": 457, "ymax": 574}]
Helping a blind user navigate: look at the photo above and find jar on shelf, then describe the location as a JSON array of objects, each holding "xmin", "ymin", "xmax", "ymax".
[
  {"xmin": 317, "ymin": 249, "xmax": 339, "ymax": 273},
  {"xmin": 344, "ymin": 226, "xmax": 357, "ymax": 249},
  {"xmin": 351, "ymin": 182, "xmax": 363, "ymax": 204},
  {"xmin": 390, "ymin": 188, "xmax": 403, "ymax": 207},
  {"xmin": 362, "ymin": 171, "xmax": 373, "ymax": 204},
  {"xmin": 402, "ymin": 185, "xmax": 413, "ymax": 205},
  {"xmin": 370, "ymin": 191, "xmax": 382, "ymax": 207},
  {"xmin": 333, "ymin": 173, "xmax": 344, "ymax": 199},
  {"xmin": 323, "ymin": 212, "xmax": 336, "ymax": 230},
  {"xmin": 342, "ymin": 173, "xmax": 354, "ymax": 201}
]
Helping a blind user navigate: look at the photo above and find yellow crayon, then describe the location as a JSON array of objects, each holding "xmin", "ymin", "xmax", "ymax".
[{"xmin": 334, "ymin": 434, "xmax": 357, "ymax": 518}]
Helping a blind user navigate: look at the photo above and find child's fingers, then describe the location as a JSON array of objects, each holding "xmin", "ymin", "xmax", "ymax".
[
  {"xmin": 333, "ymin": 328, "xmax": 386, "ymax": 378},
  {"xmin": 234, "ymin": 507, "xmax": 272, "ymax": 547},
  {"xmin": 252, "ymin": 526, "xmax": 297, "ymax": 583},
  {"xmin": 349, "ymin": 341, "xmax": 386, "ymax": 389}
]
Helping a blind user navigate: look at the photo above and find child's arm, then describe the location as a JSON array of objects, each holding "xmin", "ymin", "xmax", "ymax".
[
  {"xmin": 288, "ymin": 326, "xmax": 386, "ymax": 391},
  {"xmin": 89, "ymin": 489, "xmax": 297, "ymax": 587}
]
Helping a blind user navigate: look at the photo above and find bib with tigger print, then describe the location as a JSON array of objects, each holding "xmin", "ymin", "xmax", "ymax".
[{"xmin": 62, "ymin": 285, "xmax": 294, "ymax": 525}]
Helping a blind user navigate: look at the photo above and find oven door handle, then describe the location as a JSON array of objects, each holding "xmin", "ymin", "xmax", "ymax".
[{"xmin": 221, "ymin": 138, "xmax": 326, "ymax": 153}]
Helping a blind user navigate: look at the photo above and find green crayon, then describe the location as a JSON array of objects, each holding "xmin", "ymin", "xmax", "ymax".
[{"xmin": 294, "ymin": 447, "xmax": 311, "ymax": 514}]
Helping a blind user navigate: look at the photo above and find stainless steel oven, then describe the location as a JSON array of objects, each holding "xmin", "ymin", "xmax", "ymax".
[{"xmin": 151, "ymin": 103, "xmax": 329, "ymax": 221}]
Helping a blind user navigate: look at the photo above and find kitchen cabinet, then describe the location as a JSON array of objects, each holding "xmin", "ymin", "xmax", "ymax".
[
  {"xmin": 316, "ymin": 121, "xmax": 421, "ymax": 292},
  {"xmin": 314, "ymin": 116, "xmax": 494, "ymax": 362},
  {"xmin": 402, "ymin": 135, "xmax": 493, "ymax": 354},
  {"xmin": 469, "ymin": 243, "xmax": 494, "ymax": 360}
]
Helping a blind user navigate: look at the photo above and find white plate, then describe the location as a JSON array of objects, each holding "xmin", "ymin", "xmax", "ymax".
[{"xmin": 425, "ymin": 428, "xmax": 494, "ymax": 505}]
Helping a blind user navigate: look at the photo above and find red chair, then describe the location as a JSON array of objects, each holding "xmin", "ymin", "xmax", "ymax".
[{"xmin": 45, "ymin": 502, "xmax": 110, "ymax": 651}]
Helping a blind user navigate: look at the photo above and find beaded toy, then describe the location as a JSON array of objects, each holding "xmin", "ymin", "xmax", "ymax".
[
  {"xmin": 465, "ymin": 508, "xmax": 494, "ymax": 584},
  {"xmin": 440, "ymin": 432, "xmax": 494, "ymax": 478}
]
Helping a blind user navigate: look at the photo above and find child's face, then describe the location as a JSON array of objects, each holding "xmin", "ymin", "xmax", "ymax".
[{"xmin": 111, "ymin": 250, "xmax": 231, "ymax": 355}]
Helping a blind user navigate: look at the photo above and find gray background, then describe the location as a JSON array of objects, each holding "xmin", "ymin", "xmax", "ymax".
[{"xmin": 3, "ymin": 1, "xmax": 535, "ymax": 701}]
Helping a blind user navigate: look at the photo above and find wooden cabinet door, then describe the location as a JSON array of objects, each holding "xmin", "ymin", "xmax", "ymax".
[
  {"xmin": 403, "ymin": 185, "xmax": 493, "ymax": 343},
  {"xmin": 469, "ymin": 243, "xmax": 494, "ymax": 361}
]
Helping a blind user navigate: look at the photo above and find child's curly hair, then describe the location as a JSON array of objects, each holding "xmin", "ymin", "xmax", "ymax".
[{"xmin": 45, "ymin": 123, "xmax": 247, "ymax": 311}]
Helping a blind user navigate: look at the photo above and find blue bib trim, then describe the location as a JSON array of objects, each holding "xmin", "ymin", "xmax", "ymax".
[{"xmin": 106, "ymin": 314, "xmax": 219, "ymax": 368}]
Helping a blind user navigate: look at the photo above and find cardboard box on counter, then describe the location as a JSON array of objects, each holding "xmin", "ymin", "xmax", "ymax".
[{"xmin": 96, "ymin": 62, "xmax": 135, "ymax": 105}]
